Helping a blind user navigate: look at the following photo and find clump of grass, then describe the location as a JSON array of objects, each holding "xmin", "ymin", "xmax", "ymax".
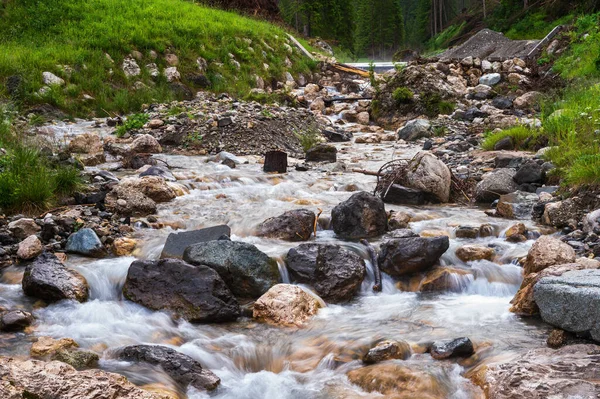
[
  {"xmin": 115, "ymin": 113, "xmax": 149, "ymax": 137},
  {"xmin": 393, "ymin": 87, "xmax": 413, "ymax": 105},
  {"xmin": 420, "ymin": 92, "xmax": 454, "ymax": 117},
  {"xmin": 481, "ymin": 126, "xmax": 540, "ymax": 151},
  {"xmin": 294, "ymin": 124, "xmax": 323, "ymax": 152},
  {"xmin": 563, "ymin": 154, "xmax": 600, "ymax": 185},
  {"xmin": 554, "ymin": 13, "xmax": 600, "ymax": 79}
]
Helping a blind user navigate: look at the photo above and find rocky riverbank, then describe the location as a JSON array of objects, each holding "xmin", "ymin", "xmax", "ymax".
[{"xmin": 2, "ymin": 42, "xmax": 600, "ymax": 398}]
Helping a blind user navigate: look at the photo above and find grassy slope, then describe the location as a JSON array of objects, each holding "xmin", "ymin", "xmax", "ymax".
[
  {"xmin": 0, "ymin": 0, "xmax": 316, "ymax": 117},
  {"xmin": 484, "ymin": 13, "xmax": 600, "ymax": 186}
]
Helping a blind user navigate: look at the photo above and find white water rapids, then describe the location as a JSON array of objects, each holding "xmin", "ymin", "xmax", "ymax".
[{"xmin": 0, "ymin": 96, "xmax": 551, "ymax": 398}]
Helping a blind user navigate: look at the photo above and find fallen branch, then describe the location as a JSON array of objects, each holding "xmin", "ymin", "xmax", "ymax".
[
  {"xmin": 360, "ymin": 239, "xmax": 382, "ymax": 292},
  {"xmin": 351, "ymin": 168, "xmax": 382, "ymax": 177}
]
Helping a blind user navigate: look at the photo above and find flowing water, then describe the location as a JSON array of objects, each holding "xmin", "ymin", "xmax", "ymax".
[{"xmin": 0, "ymin": 97, "xmax": 551, "ymax": 398}]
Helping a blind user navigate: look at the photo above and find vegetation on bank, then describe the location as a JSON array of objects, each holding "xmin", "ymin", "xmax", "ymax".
[
  {"xmin": 485, "ymin": 13, "xmax": 600, "ymax": 186},
  {"xmin": 0, "ymin": 0, "xmax": 317, "ymax": 117},
  {"xmin": 0, "ymin": 106, "xmax": 83, "ymax": 213}
]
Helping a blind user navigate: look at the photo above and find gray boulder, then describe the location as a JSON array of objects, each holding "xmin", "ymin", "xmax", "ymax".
[
  {"xmin": 183, "ymin": 240, "xmax": 279, "ymax": 299},
  {"xmin": 430, "ymin": 337, "xmax": 474, "ymax": 360},
  {"xmin": 305, "ymin": 144, "xmax": 337, "ymax": 163},
  {"xmin": 0, "ymin": 310, "xmax": 34, "ymax": 332},
  {"xmin": 122, "ymin": 258, "xmax": 240, "ymax": 322},
  {"xmin": 257, "ymin": 209, "xmax": 316, "ymax": 241},
  {"xmin": 22, "ymin": 252, "xmax": 89, "ymax": 303},
  {"xmin": 286, "ymin": 243, "xmax": 365, "ymax": 302},
  {"xmin": 65, "ymin": 228, "xmax": 107, "ymax": 258},
  {"xmin": 397, "ymin": 119, "xmax": 432, "ymax": 141},
  {"xmin": 117, "ymin": 345, "xmax": 219, "ymax": 391},
  {"xmin": 475, "ymin": 168, "xmax": 519, "ymax": 202},
  {"xmin": 404, "ymin": 151, "xmax": 451, "ymax": 203},
  {"xmin": 160, "ymin": 225, "xmax": 231, "ymax": 259},
  {"xmin": 139, "ymin": 165, "xmax": 176, "ymax": 182},
  {"xmin": 378, "ymin": 236, "xmax": 449, "ymax": 276},
  {"xmin": 331, "ymin": 192, "xmax": 387, "ymax": 239},
  {"xmin": 534, "ymin": 269, "xmax": 600, "ymax": 341},
  {"xmin": 514, "ymin": 160, "xmax": 544, "ymax": 185}
]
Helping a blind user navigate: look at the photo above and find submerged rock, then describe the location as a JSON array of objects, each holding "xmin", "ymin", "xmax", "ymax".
[
  {"xmin": 257, "ymin": 209, "xmax": 316, "ymax": 241},
  {"xmin": 65, "ymin": 228, "xmax": 107, "ymax": 258},
  {"xmin": 22, "ymin": 252, "xmax": 89, "ymax": 303},
  {"xmin": 379, "ymin": 236, "xmax": 449, "ymax": 277},
  {"xmin": 496, "ymin": 191, "xmax": 538, "ymax": 219},
  {"xmin": 253, "ymin": 284, "xmax": 321, "ymax": 327},
  {"xmin": 331, "ymin": 191, "xmax": 387, "ymax": 239},
  {"xmin": 117, "ymin": 345, "xmax": 220, "ymax": 391},
  {"xmin": 0, "ymin": 357, "xmax": 166, "ymax": 399},
  {"xmin": 430, "ymin": 337, "xmax": 474, "ymax": 360},
  {"xmin": 122, "ymin": 258, "xmax": 240, "ymax": 323},
  {"xmin": 363, "ymin": 340, "xmax": 412, "ymax": 364},
  {"xmin": 0, "ymin": 310, "xmax": 34, "ymax": 332},
  {"xmin": 286, "ymin": 243, "xmax": 365, "ymax": 302},
  {"xmin": 183, "ymin": 240, "xmax": 279, "ymax": 299}
]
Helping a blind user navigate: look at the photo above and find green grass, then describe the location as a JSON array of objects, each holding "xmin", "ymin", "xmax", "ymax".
[
  {"xmin": 393, "ymin": 87, "xmax": 414, "ymax": 105},
  {"xmin": 554, "ymin": 13, "xmax": 600, "ymax": 79},
  {"xmin": 0, "ymin": 106, "xmax": 83, "ymax": 213},
  {"xmin": 115, "ymin": 113, "xmax": 149, "ymax": 137},
  {"xmin": 0, "ymin": 0, "xmax": 317, "ymax": 117},
  {"xmin": 504, "ymin": 11, "xmax": 574, "ymax": 40},
  {"xmin": 427, "ymin": 23, "xmax": 466, "ymax": 52},
  {"xmin": 481, "ymin": 126, "xmax": 540, "ymax": 151}
]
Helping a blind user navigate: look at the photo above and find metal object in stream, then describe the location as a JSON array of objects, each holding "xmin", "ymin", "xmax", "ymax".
[{"xmin": 360, "ymin": 239, "xmax": 382, "ymax": 292}]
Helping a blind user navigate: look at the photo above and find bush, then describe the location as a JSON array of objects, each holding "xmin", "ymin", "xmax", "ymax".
[
  {"xmin": 481, "ymin": 126, "xmax": 540, "ymax": 151},
  {"xmin": 115, "ymin": 113, "xmax": 149, "ymax": 138},
  {"xmin": 392, "ymin": 87, "xmax": 414, "ymax": 105},
  {"xmin": 420, "ymin": 92, "xmax": 454, "ymax": 117},
  {"xmin": 294, "ymin": 124, "xmax": 323, "ymax": 152}
]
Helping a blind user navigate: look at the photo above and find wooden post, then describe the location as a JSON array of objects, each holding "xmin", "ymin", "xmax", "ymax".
[{"xmin": 264, "ymin": 151, "xmax": 288, "ymax": 173}]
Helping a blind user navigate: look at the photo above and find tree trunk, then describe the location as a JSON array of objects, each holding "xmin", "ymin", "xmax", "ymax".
[{"xmin": 264, "ymin": 151, "xmax": 288, "ymax": 173}]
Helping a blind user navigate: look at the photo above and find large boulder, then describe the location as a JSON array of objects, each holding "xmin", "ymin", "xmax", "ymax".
[
  {"xmin": 117, "ymin": 176, "xmax": 177, "ymax": 203},
  {"xmin": 117, "ymin": 345, "xmax": 219, "ymax": 391},
  {"xmin": 68, "ymin": 133, "xmax": 104, "ymax": 154},
  {"xmin": 105, "ymin": 184, "xmax": 157, "ymax": 217},
  {"xmin": 285, "ymin": 243, "xmax": 365, "ymax": 302},
  {"xmin": 65, "ymin": 228, "xmax": 107, "ymax": 258},
  {"xmin": 130, "ymin": 134, "xmax": 162, "ymax": 153},
  {"xmin": 523, "ymin": 235, "xmax": 576, "ymax": 275},
  {"xmin": 22, "ymin": 252, "xmax": 89, "ymax": 303},
  {"xmin": 541, "ymin": 199, "xmax": 580, "ymax": 228},
  {"xmin": 122, "ymin": 258, "xmax": 240, "ymax": 323},
  {"xmin": 473, "ymin": 344, "xmax": 600, "ymax": 398},
  {"xmin": 513, "ymin": 160, "xmax": 544, "ymax": 185},
  {"xmin": 160, "ymin": 225, "xmax": 231, "ymax": 259},
  {"xmin": 346, "ymin": 363, "xmax": 444, "ymax": 398},
  {"xmin": 331, "ymin": 192, "xmax": 387, "ymax": 239},
  {"xmin": 183, "ymin": 240, "xmax": 279, "ymax": 299},
  {"xmin": 534, "ymin": 269, "xmax": 600, "ymax": 341},
  {"xmin": 475, "ymin": 169, "xmax": 519, "ymax": 202},
  {"xmin": 0, "ymin": 357, "xmax": 167, "ymax": 399},
  {"xmin": 253, "ymin": 284, "xmax": 321, "ymax": 327},
  {"xmin": 396, "ymin": 119, "xmax": 432, "ymax": 141},
  {"xmin": 404, "ymin": 151, "xmax": 451, "ymax": 203},
  {"xmin": 257, "ymin": 209, "xmax": 316, "ymax": 241},
  {"xmin": 510, "ymin": 261, "xmax": 599, "ymax": 316},
  {"xmin": 378, "ymin": 236, "xmax": 449, "ymax": 277}
]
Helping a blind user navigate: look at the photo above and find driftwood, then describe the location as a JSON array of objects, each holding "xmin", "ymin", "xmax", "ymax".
[
  {"xmin": 331, "ymin": 63, "xmax": 370, "ymax": 78},
  {"xmin": 360, "ymin": 239, "xmax": 382, "ymax": 292},
  {"xmin": 351, "ymin": 168, "xmax": 382, "ymax": 177}
]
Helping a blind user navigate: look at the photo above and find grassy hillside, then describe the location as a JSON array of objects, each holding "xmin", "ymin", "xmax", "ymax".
[{"xmin": 0, "ymin": 0, "xmax": 316, "ymax": 117}]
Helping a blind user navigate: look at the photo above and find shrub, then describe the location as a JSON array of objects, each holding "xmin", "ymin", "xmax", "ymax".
[
  {"xmin": 294, "ymin": 124, "xmax": 322, "ymax": 152},
  {"xmin": 392, "ymin": 87, "xmax": 414, "ymax": 105},
  {"xmin": 481, "ymin": 126, "xmax": 540, "ymax": 151},
  {"xmin": 420, "ymin": 92, "xmax": 454, "ymax": 117},
  {"xmin": 115, "ymin": 113, "xmax": 149, "ymax": 137}
]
